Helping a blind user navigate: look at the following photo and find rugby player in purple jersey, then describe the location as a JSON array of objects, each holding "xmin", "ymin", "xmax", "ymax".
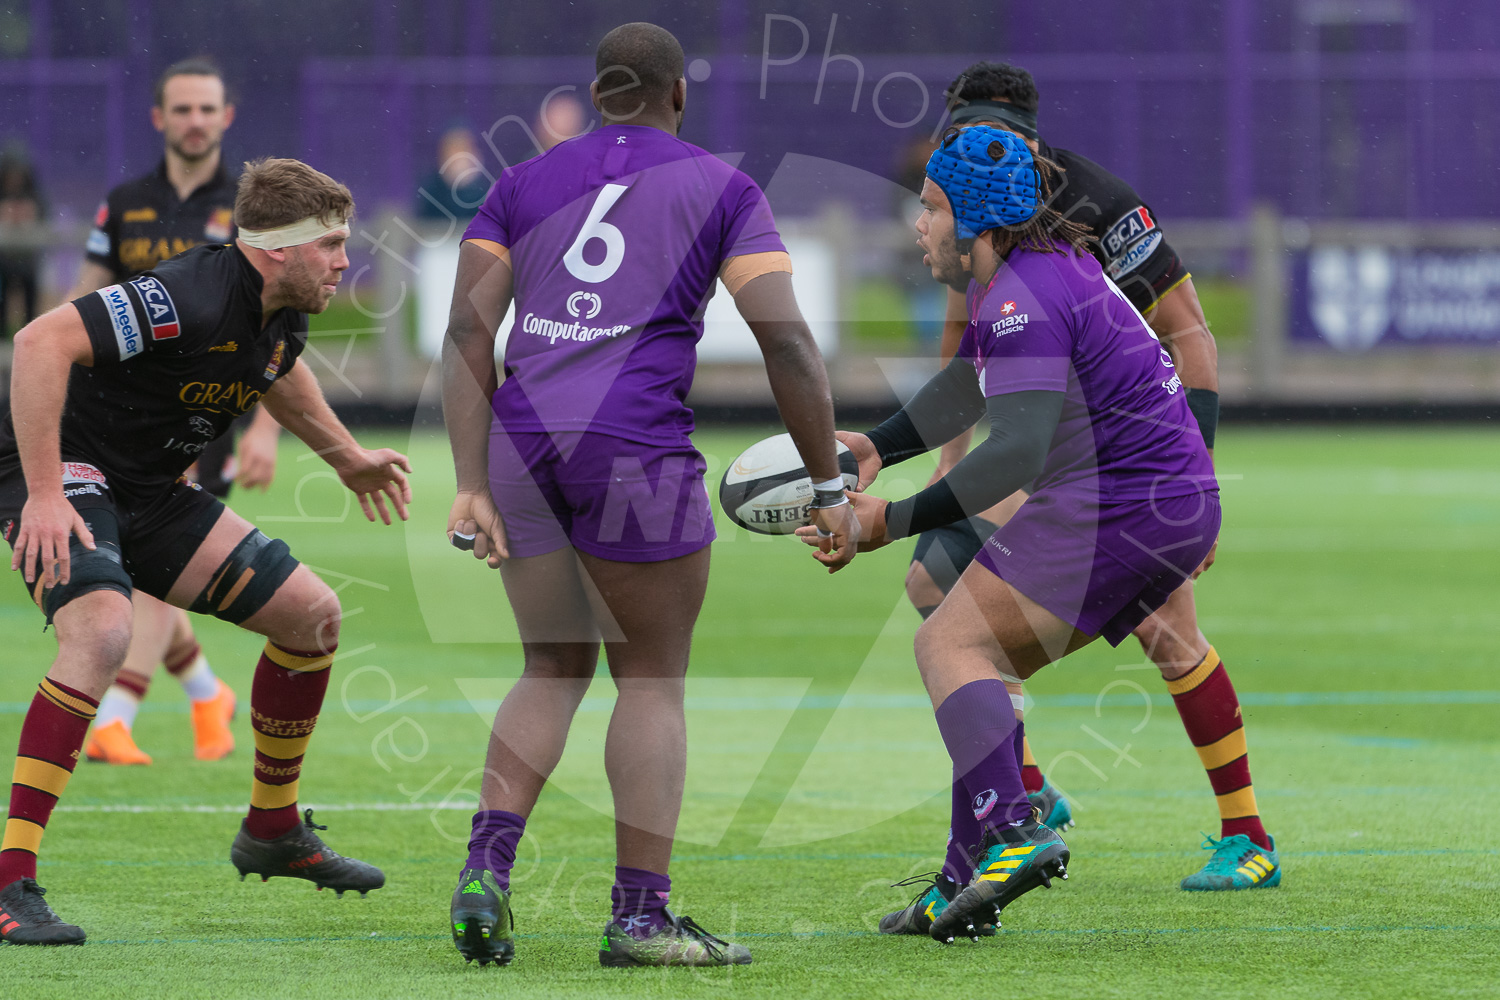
[
  {"xmin": 798, "ymin": 126, "xmax": 1221, "ymax": 942},
  {"xmin": 440, "ymin": 23, "xmax": 856, "ymax": 968},
  {"xmin": 884, "ymin": 64, "xmax": 1278, "ymax": 920}
]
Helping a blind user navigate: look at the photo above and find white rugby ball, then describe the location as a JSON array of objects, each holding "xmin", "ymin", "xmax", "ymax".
[{"xmin": 719, "ymin": 433, "xmax": 860, "ymax": 535}]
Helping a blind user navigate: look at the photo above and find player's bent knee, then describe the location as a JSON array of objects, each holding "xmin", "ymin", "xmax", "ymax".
[
  {"xmin": 55, "ymin": 591, "xmax": 134, "ymax": 669},
  {"xmin": 905, "ymin": 563, "xmax": 945, "ymax": 613},
  {"xmin": 188, "ymin": 528, "xmax": 300, "ymax": 626},
  {"xmin": 39, "ymin": 533, "xmax": 134, "ymax": 626}
]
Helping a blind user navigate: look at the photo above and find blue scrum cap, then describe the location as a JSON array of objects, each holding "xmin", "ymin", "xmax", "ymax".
[{"xmin": 924, "ymin": 125, "xmax": 1039, "ymax": 241}]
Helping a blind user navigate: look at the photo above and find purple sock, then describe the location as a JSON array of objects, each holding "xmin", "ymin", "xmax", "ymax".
[
  {"xmin": 611, "ymin": 865, "xmax": 671, "ymax": 939},
  {"xmin": 466, "ymin": 810, "xmax": 526, "ymax": 889},
  {"xmin": 934, "ymin": 679, "xmax": 1030, "ymax": 842},
  {"xmin": 1012, "ymin": 719, "xmax": 1026, "ymax": 770},
  {"xmin": 943, "ymin": 769, "xmax": 980, "ymax": 884}
]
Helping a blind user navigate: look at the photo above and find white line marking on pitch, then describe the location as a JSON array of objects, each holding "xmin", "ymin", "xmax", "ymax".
[{"xmin": 55, "ymin": 802, "xmax": 472, "ymax": 814}]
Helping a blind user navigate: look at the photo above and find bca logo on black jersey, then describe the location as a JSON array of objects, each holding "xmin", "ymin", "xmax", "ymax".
[
  {"xmin": 128, "ymin": 276, "xmax": 181, "ymax": 341},
  {"xmin": 1102, "ymin": 206, "xmax": 1157, "ymax": 255},
  {"xmin": 1102, "ymin": 206, "xmax": 1161, "ymax": 279}
]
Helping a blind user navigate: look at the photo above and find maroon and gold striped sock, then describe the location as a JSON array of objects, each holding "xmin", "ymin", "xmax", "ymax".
[
  {"xmin": 246, "ymin": 642, "xmax": 334, "ymax": 840},
  {"xmin": 0, "ymin": 679, "xmax": 99, "ymax": 888},
  {"xmin": 1019, "ymin": 736, "xmax": 1045, "ymax": 794},
  {"xmin": 114, "ymin": 668, "xmax": 151, "ymax": 700},
  {"xmin": 163, "ymin": 642, "xmax": 201, "ymax": 677},
  {"xmin": 1166, "ymin": 646, "xmax": 1271, "ymax": 850}
]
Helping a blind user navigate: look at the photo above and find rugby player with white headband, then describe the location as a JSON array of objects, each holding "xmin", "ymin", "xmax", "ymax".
[{"xmin": 0, "ymin": 157, "xmax": 409, "ymax": 944}]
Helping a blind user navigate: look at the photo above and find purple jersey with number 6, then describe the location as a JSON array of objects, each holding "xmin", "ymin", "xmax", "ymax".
[
  {"xmin": 464, "ymin": 124, "xmax": 785, "ymax": 445},
  {"xmin": 957, "ymin": 243, "xmax": 1216, "ymax": 502}
]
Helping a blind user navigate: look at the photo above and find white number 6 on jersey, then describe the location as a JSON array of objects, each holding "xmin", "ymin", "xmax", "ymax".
[{"xmin": 563, "ymin": 183, "xmax": 629, "ymax": 283}]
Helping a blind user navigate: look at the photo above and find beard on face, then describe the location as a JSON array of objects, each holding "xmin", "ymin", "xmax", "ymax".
[
  {"xmin": 929, "ymin": 236, "xmax": 969, "ymax": 291},
  {"xmin": 168, "ymin": 133, "xmax": 219, "ymax": 164},
  {"xmin": 281, "ymin": 248, "xmax": 334, "ymax": 313}
]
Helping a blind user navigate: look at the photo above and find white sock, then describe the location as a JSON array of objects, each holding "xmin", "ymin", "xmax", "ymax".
[
  {"xmin": 175, "ymin": 654, "xmax": 220, "ymax": 702},
  {"xmin": 97, "ymin": 686, "xmax": 142, "ymax": 729}
]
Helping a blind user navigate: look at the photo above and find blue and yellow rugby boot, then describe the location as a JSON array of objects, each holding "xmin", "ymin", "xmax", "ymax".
[
  {"xmin": 1028, "ymin": 778, "xmax": 1075, "ymax": 832},
  {"xmin": 929, "ymin": 820, "xmax": 1069, "ymax": 943},
  {"xmin": 878, "ymin": 873, "xmax": 995, "ymax": 936},
  {"xmin": 451, "ymin": 868, "xmax": 514, "ymax": 966},
  {"xmin": 1180, "ymin": 833, "xmax": 1280, "ymax": 891}
]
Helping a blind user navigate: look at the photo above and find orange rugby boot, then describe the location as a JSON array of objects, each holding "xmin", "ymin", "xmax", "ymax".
[
  {"xmin": 190, "ymin": 679, "xmax": 237, "ymax": 760},
  {"xmin": 84, "ymin": 719, "xmax": 153, "ymax": 766}
]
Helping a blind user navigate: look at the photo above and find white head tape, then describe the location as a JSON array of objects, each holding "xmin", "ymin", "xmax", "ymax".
[{"xmin": 237, "ymin": 215, "xmax": 351, "ymax": 250}]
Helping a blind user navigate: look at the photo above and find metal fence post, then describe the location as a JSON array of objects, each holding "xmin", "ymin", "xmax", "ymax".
[
  {"xmin": 1249, "ymin": 202, "xmax": 1288, "ymax": 399},
  {"xmin": 376, "ymin": 210, "xmax": 411, "ymax": 401}
]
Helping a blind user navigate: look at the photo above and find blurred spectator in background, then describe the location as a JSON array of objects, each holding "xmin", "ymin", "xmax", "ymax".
[
  {"xmin": 416, "ymin": 126, "xmax": 491, "ymax": 221},
  {"xmin": 534, "ymin": 91, "xmax": 589, "ymax": 152},
  {"xmin": 0, "ymin": 143, "xmax": 46, "ymax": 338}
]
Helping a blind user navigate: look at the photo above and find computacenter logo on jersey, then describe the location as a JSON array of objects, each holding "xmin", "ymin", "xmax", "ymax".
[
  {"xmin": 128, "ymin": 275, "xmax": 180, "ymax": 341},
  {"xmin": 96, "ymin": 284, "xmax": 144, "ymax": 360},
  {"xmin": 521, "ymin": 312, "xmax": 632, "ymax": 346},
  {"xmin": 566, "ymin": 291, "xmax": 603, "ymax": 320}
]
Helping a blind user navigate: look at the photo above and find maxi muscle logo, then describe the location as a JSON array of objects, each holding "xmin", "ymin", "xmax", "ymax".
[
  {"xmin": 96, "ymin": 284, "xmax": 144, "ymax": 359},
  {"xmin": 990, "ymin": 312, "xmax": 1030, "ymax": 337},
  {"xmin": 128, "ymin": 276, "xmax": 180, "ymax": 340}
]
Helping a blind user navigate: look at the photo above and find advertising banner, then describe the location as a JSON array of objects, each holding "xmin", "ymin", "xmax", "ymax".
[{"xmin": 1292, "ymin": 247, "xmax": 1500, "ymax": 350}]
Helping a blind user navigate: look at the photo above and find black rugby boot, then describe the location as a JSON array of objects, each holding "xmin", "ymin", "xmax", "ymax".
[{"xmin": 231, "ymin": 809, "xmax": 384, "ymax": 896}]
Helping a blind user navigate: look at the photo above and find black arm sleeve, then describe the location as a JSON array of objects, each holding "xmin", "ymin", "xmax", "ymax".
[
  {"xmin": 864, "ymin": 361, "xmax": 987, "ymax": 467},
  {"xmin": 884, "ymin": 389, "xmax": 1065, "ymax": 540},
  {"xmin": 1185, "ymin": 387, "xmax": 1219, "ymax": 449}
]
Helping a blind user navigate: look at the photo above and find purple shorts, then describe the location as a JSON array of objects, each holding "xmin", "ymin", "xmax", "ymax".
[
  {"xmin": 488, "ymin": 429, "xmax": 715, "ymax": 563},
  {"xmin": 974, "ymin": 488, "xmax": 1221, "ymax": 646}
]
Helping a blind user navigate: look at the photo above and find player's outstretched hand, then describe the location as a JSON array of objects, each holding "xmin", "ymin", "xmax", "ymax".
[
  {"xmin": 835, "ymin": 431, "xmax": 882, "ymax": 492},
  {"xmin": 11, "ymin": 493, "xmax": 95, "ymax": 587},
  {"xmin": 795, "ymin": 490, "xmax": 891, "ymax": 571},
  {"xmin": 337, "ymin": 448, "xmax": 412, "ymax": 525},
  {"xmin": 807, "ymin": 497, "xmax": 860, "ymax": 573},
  {"xmin": 448, "ymin": 489, "xmax": 508, "ymax": 568},
  {"xmin": 1191, "ymin": 538, "xmax": 1218, "ymax": 579}
]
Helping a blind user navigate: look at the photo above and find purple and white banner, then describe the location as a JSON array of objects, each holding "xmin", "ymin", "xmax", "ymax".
[{"xmin": 1292, "ymin": 247, "xmax": 1500, "ymax": 351}]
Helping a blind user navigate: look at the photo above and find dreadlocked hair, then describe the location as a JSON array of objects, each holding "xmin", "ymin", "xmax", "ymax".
[{"xmin": 987, "ymin": 150, "xmax": 1094, "ymax": 258}]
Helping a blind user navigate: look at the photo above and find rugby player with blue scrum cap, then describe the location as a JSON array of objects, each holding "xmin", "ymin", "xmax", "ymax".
[
  {"xmin": 798, "ymin": 126, "xmax": 1221, "ymax": 942},
  {"xmin": 440, "ymin": 22, "xmax": 857, "ymax": 969},
  {"xmin": 0, "ymin": 157, "xmax": 409, "ymax": 944},
  {"xmin": 890, "ymin": 61, "xmax": 1279, "ymax": 915}
]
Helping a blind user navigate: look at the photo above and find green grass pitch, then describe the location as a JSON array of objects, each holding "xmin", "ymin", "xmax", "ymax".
[{"xmin": 3, "ymin": 425, "xmax": 1497, "ymax": 997}]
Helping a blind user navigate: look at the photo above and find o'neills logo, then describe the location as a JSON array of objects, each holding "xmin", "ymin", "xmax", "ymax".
[
  {"xmin": 62, "ymin": 462, "xmax": 107, "ymax": 486},
  {"xmin": 522, "ymin": 312, "xmax": 632, "ymax": 345}
]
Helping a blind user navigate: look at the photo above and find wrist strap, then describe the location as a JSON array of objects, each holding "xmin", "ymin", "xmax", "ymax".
[{"xmin": 813, "ymin": 477, "xmax": 845, "ymax": 493}]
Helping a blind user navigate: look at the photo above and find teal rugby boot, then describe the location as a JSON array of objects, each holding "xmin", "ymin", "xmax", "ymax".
[
  {"xmin": 1028, "ymin": 778, "xmax": 1075, "ymax": 832},
  {"xmin": 930, "ymin": 821, "xmax": 1070, "ymax": 944},
  {"xmin": 1180, "ymin": 833, "xmax": 1280, "ymax": 891}
]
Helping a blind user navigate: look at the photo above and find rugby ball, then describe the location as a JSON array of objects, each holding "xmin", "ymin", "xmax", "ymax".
[{"xmin": 719, "ymin": 433, "xmax": 860, "ymax": 535}]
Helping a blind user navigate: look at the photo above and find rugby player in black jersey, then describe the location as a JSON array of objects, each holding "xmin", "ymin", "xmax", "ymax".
[
  {"xmin": 880, "ymin": 63, "xmax": 1278, "ymax": 935},
  {"xmin": 0, "ymin": 158, "xmax": 409, "ymax": 945},
  {"xmin": 65, "ymin": 58, "xmax": 278, "ymax": 765}
]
